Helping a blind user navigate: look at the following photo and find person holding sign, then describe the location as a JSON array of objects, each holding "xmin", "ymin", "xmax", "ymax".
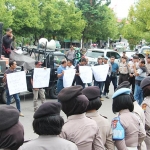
[
  {"xmin": 2, "ymin": 60, "xmax": 24, "ymax": 117},
  {"xmin": 57, "ymin": 60, "xmax": 67, "ymax": 98},
  {"xmin": 31, "ymin": 61, "xmax": 46, "ymax": 112}
]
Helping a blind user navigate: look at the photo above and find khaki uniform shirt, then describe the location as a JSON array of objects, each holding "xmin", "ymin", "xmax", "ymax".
[
  {"xmin": 18, "ymin": 135, "xmax": 78, "ymax": 150},
  {"xmin": 60, "ymin": 113, "xmax": 105, "ymax": 150},
  {"xmin": 86, "ymin": 111, "xmax": 114, "ymax": 150},
  {"xmin": 119, "ymin": 62, "xmax": 129, "ymax": 74},
  {"xmin": 141, "ymin": 96, "xmax": 150, "ymax": 149},
  {"xmin": 145, "ymin": 63, "xmax": 150, "ymax": 75},
  {"xmin": 114, "ymin": 109, "xmax": 146, "ymax": 149}
]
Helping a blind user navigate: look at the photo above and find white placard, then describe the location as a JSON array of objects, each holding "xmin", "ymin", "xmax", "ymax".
[
  {"xmin": 92, "ymin": 64, "xmax": 109, "ymax": 81},
  {"xmin": 33, "ymin": 68, "xmax": 51, "ymax": 88},
  {"xmin": 79, "ymin": 66, "xmax": 93, "ymax": 83},
  {"xmin": 7, "ymin": 71, "xmax": 27, "ymax": 95},
  {"xmin": 63, "ymin": 69, "xmax": 76, "ymax": 87}
]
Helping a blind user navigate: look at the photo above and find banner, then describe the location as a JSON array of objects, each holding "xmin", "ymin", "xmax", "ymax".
[
  {"xmin": 7, "ymin": 71, "xmax": 27, "ymax": 95},
  {"xmin": 92, "ymin": 64, "xmax": 109, "ymax": 81},
  {"xmin": 79, "ymin": 66, "xmax": 93, "ymax": 83},
  {"xmin": 63, "ymin": 69, "xmax": 76, "ymax": 87},
  {"xmin": 33, "ymin": 68, "xmax": 51, "ymax": 88}
]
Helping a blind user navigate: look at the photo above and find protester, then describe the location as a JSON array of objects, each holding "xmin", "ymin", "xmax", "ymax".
[
  {"xmin": 58, "ymin": 85, "xmax": 105, "ymax": 150},
  {"xmin": 103, "ymin": 57, "xmax": 111, "ymax": 98},
  {"xmin": 2, "ymin": 28, "xmax": 14, "ymax": 58},
  {"xmin": 2, "ymin": 60, "xmax": 24, "ymax": 117},
  {"xmin": 0, "ymin": 105, "xmax": 24, "ymax": 150},
  {"xmin": 109, "ymin": 56, "xmax": 119, "ymax": 91},
  {"xmin": 66, "ymin": 59, "xmax": 75, "ymax": 69},
  {"xmin": 118, "ymin": 56, "xmax": 129, "ymax": 85},
  {"xmin": 140, "ymin": 77, "xmax": 150, "ymax": 149},
  {"xmin": 85, "ymin": 57, "xmax": 92, "ymax": 86},
  {"xmin": 31, "ymin": 61, "xmax": 46, "ymax": 112},
  {"xmin": 75, "ymin": 58, "xmax": 87, "ymax": 88},
  {"xmin": 57, "ymin": 59, "xmax": 67, "ymax": 97},
  {"xmin": 66, "ymin": 45, "xmax": 75, "ymax": 61},
  {"xmin": 112, "ymin": 88, "xmax": 146, "ymax": 149},
  {"xmin": 82, "ymin": 86, "xmax": 114, "ymax": 150},
  {"xmin": 134, "ymin": 60, "xmax": 147, "ymax": 105},
  {"xmin": 145, "ymin": 56, "xmax": 150, "ymax": 76},
  {"xmin": 18, "ymin": 102, "xmax": 78, "ymax": 150},
  {"xmin": 94, "ymin": 56, "xmax": 104, "ymax": 98},
  {"xmin": 116, "ymin": 81, "xmax": 147, "ymax": 150}
]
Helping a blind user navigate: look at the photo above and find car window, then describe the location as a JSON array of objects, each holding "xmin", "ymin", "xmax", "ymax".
[
  {"xmin": 86, "ymin": 51, "xmax": 104, "ymax": 58},
  {"xmin": 106, "ymin": 52, "xmax": 111, "ymax": 58},
  {"xmin": 54, "ymin": 55, "xmax": 66, "ymax": 68},
  {"xmin": 107, "ymin": 52, "xmax": 120, "ymax": 59}
]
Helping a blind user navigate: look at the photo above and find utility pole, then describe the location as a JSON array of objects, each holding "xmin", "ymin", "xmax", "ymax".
[{"xmin": 0, "ymin": 22, "xmax": 3, "ymax": 59}]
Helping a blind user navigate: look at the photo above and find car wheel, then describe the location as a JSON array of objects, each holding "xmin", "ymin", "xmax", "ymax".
[
  {"xmin": 50, "ymin": 83, "xmax": 58, "ymax": 99},
  {"xmin": 1, "ymin": 90, "xmax": 15, "ymax": 104}
]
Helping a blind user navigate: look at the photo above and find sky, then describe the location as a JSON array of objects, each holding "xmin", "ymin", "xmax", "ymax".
[{"xmin": 109, "ymin": 0, "xmax": 135, "ymax": 19}]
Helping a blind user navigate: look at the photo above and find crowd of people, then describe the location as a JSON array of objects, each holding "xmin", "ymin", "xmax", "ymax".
[{"xmin": 1, "ymin": 30, "xmax": 150, "ymax": 150}]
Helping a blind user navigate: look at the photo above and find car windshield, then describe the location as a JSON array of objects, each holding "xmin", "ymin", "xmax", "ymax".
[{"xmin": 86, "ymin": 51, "xmax": 104, "ymax": 58}]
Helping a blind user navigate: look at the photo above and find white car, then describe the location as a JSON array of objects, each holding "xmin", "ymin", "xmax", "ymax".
[{"xmin": 85, "ymin": 49, "xmax": 121, "ymax": 65}]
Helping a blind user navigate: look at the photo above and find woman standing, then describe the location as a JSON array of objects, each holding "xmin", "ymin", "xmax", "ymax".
[{"xmin": 112, "ymin": 88, "xmax": 146, "ymax": 150}]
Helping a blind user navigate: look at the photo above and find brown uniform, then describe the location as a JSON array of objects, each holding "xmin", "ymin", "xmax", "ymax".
[
  {"xmin": 141, "ymin": 96, "xmax": 150, "ymax": 149},
  {"xmin": 60, "ymin": 113, "xmax": 105, "ymax": 150},
  {"xmin": 118, "ymin": 62, "xmax": 129, "ymax": 85},
  {"xmin": 114, "ymin": 109, "xmax": 146, "ymax": 150},
  {"xmin": 86, "ymin": 111, "xmax": 114, "ymax": 150}
]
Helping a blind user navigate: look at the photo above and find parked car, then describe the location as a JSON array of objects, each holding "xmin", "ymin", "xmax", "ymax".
[
  {"xmin": 138, "ymin": 46, "xmax": 150, "ymax": 55},
  {"xmin": 85, "ymin": 49, "xmax": 121, "ymax": 65}
]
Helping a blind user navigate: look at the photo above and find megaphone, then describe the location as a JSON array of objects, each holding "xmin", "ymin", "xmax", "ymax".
[
  {"xmin": 39, "ymin": 38, "xmax": 48, "ymax": 48},
  {"xmin": 47, "ymin": 40, "xmax": 56, "ymax": 50}
]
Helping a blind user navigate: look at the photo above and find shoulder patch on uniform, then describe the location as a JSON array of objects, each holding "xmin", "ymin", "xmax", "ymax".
[
  {"xmin": 100, "ymin": 115, "xmax": 108, "ymax": 119},
  {"xmin": 142, "ymin": 103, "xmax": 147, "ymax": 111}
]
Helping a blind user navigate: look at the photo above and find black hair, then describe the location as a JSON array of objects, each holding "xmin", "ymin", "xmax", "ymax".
[
  {"xmin": 33, "ymin": 115, "xmax": 64, "ymax": 135},
  {"xmin": 140, "ymin": 60, "xmax": 145, "ymax": 64},
  {"xmin": 6, "ymin": 28, "xmax": 12, "ymax": 32},
  {"xmin": 67, "ymin": 59, "xmax": 73, "ymax": 64},
  {"xmin": 111, "ymin": 56, "xmax": 115, "ymax": 59},
  {"xmin": 81, "ymin": 58, "xmax": 86, "ymax": 62},
  {"xmin": 86, "ymin": 97, "xmax": 102, "ymax": 111},
  {"xmin": 143, "ymin": 85, "xmax": 150, "ymax": 98},
  {"xmin": 112, "ymin": 94, "xmax": 134, "ymax": 113},
  {"xmin": 9, "ymin": 60, "xmax": 16, "ymax": 67},
  {"xmin": 61, "ymin": 60, "xmax": 67, "ymax": 64}
]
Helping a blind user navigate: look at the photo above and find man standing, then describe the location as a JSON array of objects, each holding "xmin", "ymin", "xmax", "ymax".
[
  {"xmin": 57, "ymin": 60, "xmax": 67, "ymax": 96},
  {"xmin": 31, "ymin": 61, "xmax": 46, "ymax": 112},
  {"xmin": 109, "ymin": 56, "xmax": 119, "ymax": 91},
  {"xmin": 146, "ymin": 56, "xmax": 150, "ymax": 76},
  {"xmin": 66, "ymin": 46, "xmax": 75, "ymax": 61},
  {"xmin": 94, "ymin": 56, "xmax": 104, "ymax": 98},
  {"xmin": 103, "ymin": 57, "xmax": 111, "ymax": 98},
  {"xmin": 2, "ymin": 28, "xmax": 14, "ymax": 58},
  {"xmin": 2, "ymin": 60, "xmax": 24, "ymax": 116},
  {"xmin": 134, "ymin": 60, "xmax": 147, "ymax": 105},
  {"xmin": 118, "ymin": 56, "xmax": 129, "ymax": 85},
  {"xmin": 66, "ymin": 60, "xmax": 74, "ymax": 70}
]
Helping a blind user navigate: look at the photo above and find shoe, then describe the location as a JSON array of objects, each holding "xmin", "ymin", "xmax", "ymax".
[
  {"xmin": 19, "ymin": 113, "xmax": 24, "ymax": 117},
  {"xmin": 105, "ymin": 93, "xmax": 109, "ymax": 99}
]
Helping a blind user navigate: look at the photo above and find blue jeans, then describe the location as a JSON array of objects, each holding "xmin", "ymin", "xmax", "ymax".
[
  {"xmin": 57, "ymin": 79, "xmax": 64, "ymax": 94},
  {"xmin": 110, "ymin": 77, "xmax": 117, "ymax": 91},
  {"xmin": 134, "ymin": 84, "xmax": 143, "ymax": 105},
  {"xmin": 6, "ymin": 89, "xmax": 21, "ymax": 112},
  {"xmin": 94, "ymin": 81, "xmax": 104, "ymax": 97}
]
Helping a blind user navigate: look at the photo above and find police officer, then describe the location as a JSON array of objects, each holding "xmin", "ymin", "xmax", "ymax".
[
  {"xmin": 112, "ymin": 88, "xmax": 146, "ymax": 149},
  {"xmin": 58, "ymin": 86, "xmax": 105, "ymax": 150},
  {"xmin": 141, "ymin": 77, "xmax": 150, "ymax": 149},
  {"xmin": 83, "ymin": 86, "xmax": 114, "ymax": 150},
  {"xmin": 118, "ymin": 56, "xmax": 129, "ymax": 85}
]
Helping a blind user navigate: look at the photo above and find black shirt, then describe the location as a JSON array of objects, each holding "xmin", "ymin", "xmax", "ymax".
[{"xmin": 2, "ymin": 35, "xmax": 14, "ymax": 50}]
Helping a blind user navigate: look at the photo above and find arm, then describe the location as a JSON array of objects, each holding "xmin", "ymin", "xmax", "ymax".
[
  {"xmin": 92, "ymin": 128, "xmax": 105, "ymax": 150},
  {"xmin": 57, "ymin": 71, "xmax": 64, "ymax": 78},
  {"xmin": 2, "ymin": 73, "xmax": 7, "ymax": 83},
  {"xmin": 115, "ymin": 139, "xmax": 128, "ymax": 150}
]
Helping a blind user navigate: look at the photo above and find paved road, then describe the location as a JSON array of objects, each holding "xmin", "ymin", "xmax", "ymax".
[{"xmin": 8, "ymin": 84, "xmax": 116, "ymax": 141}]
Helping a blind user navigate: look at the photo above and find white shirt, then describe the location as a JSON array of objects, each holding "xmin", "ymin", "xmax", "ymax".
[{"xmin": 66, "ymin": 65, "xmax": 75, "ymax": 70}]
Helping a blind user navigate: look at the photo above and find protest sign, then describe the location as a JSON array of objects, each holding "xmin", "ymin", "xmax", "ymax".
[
  {"xmin": 33, "ymin": 68, "xmax": 51, "ymax": 88},
  {"xmin": 92, "ymin": 64, "xmax": 109, "ymax": 81},
  {"xmin": 7, "ymin": 71, "xmax": 27, "ymax": 95},
  {"xmin": 63, "ymin": 69, "xmax": 76, "ymax": 87},
  {"xmin": 79, "ymin": 66, "xmax": 93, "ymax": 83}
]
